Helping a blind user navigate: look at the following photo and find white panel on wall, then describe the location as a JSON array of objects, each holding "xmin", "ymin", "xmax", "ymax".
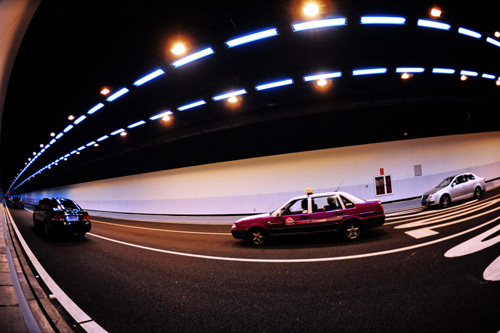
[{"xmin": 22, "ymin": 132, "xmax": 500, "ymax": 215}]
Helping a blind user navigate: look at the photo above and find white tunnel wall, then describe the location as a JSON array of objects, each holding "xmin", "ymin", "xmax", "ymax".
[{"xmin": 21, "ymin": 131, "xmax": 500, "ymax": 215}]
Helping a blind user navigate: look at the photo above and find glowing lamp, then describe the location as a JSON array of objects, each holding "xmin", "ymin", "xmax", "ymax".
[
  {"xmin": 303, "ymin": 3, "xmax": 319, "ymax": 17},
  {"xmin": 430, "ymin": 7, "xmax": 442, "ymax": 18}
]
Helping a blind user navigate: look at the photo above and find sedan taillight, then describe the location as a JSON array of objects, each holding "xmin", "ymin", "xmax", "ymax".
[
  {"xmin": 52, "ymin": 213, "xmax": 65, "ymax": 221},
  {"xmin": 82, "ymin": 213, "xmax": 90, "ymax": 222}
]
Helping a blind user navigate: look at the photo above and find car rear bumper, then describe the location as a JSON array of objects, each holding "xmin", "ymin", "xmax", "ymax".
[
  {"xmin": 47, "ymin": 221, "xmax": 91, "ymax": 233},
  {"xmin": 363, "ymin": 216, "xmax": 385, "ymax": 229}
]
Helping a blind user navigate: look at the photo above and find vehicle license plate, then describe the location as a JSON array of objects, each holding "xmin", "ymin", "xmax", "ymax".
[{"xmin": 66, "ymin": 216, "xmax": 79, "ymax": 222}]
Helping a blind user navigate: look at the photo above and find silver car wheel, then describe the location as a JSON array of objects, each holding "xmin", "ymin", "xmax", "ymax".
[{"xmin": 440, "ymin": 195, "xmax": 450, "ymax": 208}]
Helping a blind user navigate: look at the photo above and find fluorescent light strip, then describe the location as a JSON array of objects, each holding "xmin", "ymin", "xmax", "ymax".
[
  {"xmin": 226, "ymin": 28, "xmax": 278, "ymax": 48},
  {"xmin": 77, "ymin": 146, "xmax": 86, "ymax": 151},
  {"xmin": 55, "ymin": 133, "xmax": 63, "ymax": 139},
  {"xmin": 63, "ymin": 125, "xmax": 73, "ymax": 133},
  {"xmin": 482, "ymin": 73, "xmax": 496, "ymax": 79},
  {"xmin": 417, "ymin": 19, "xmax": 451, "ymax": 31},
  {"xmin": 255, "ymin": 79, "xmax": 293, "ymax": 91},
  {"xmin": 70, "ymin": 150, "xmax": 78, "ymax": 155},
  {"xmin": 304, "ymin": 72, "xmax": 342, "ymax": 81},
  {"xmin": 110, "ymin": 128, "xmax": 125, "ymax": 136},
  {"xmin": 361, "ymin": 16, "xmax": 406, "ymax": 25},
  {"xmin": 172, "ymin": 48, "xmax": 214, "ymax": 68},
  {"xmin": 212, "ymin": 89, "xmax": 247, "ymax": 101},
  {"xmin": 49, "ymin": 138, "xmax": 55, "ymax": 144},
  {"xmin": 106, "ymin": 88, "xmax": 129, "ymax": 102},
  {"xmin": 74, "ymin": 115, "xmax": 87, "ymax": 125},
  {"xmin": 97, "ymin": 135, "xmax": 109, "ymax": 142},
  {"xmin": 86, "ymin": 141, "xmax": 97, "ymax": 147},
  {"xmin": 292, "ymin": 17, "xmax": 346, "ymax": 32},
  {"xmin": 149, "ymin": 110, "xmax": 173, "ymax": 120},
  {"xmin": 486, "ymin": 37, "xmax": 500, "ymax": 47},
  {"xmin": 64, "ymin": 154, "xmax": 70, "ymax": 158},
  {"xmin": 396, "ymin": 67, "xmax": 425, "ymax": 73},
  {"xmin": 127, "ymin": 120, "xmax": 146, "ymax": 128},
  {"xmin": 177, "ymin": 100, "xmax": 206, "ymax": 111},
  {"xmin": 460, "ymin": 70, "xmax": 478, "ymax": 77},
  {"xmin": 133, "ymin": 69, "xmax": 165, "ymax": 87},
  {"xmin": 352, "ymin": 68, "xmax": 387, "ymax": 76},
  {"xmin": 458, "ymin": 27, "xmax": 482, "ymax": 39},
  {"xmin": 88, "ymin": 103, "xmax": 104, "ymax": 114},
  {"xmin": 432, "ymin": 68, "xmax": 455, "ymax": 74}
]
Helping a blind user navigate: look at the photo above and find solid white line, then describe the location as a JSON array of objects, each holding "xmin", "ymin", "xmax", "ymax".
[
  {"xmin": 92, "ymin": 220, "xmax": 232, "ymax": 235},
  {"xmin": 386, "ymin": 200, "xmax": 476, "ymax": 223},
  {"xmin": 484, "ymin": 255, "xmax": 500, "ymax": 282},
  {"xmin": 395, "ymin": 199, "xmax": 499, "ymax": 229},
  {"xmin": 7, "ymin": 207, "xmax": 107, "ymax": 332},
  {"xmin": 87, "ymin": 215, "xmax": 500, "ymax": 263}
]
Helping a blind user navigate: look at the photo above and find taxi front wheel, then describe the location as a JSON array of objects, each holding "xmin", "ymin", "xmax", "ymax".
[{"xmin": 248, "ymin": 228, "xmax": 267, "ymax": 246}]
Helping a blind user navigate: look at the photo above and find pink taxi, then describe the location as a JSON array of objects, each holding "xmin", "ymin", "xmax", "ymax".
[{"xmin": 231, "ymin": 189, "xmax": 385, "ymax": 245}]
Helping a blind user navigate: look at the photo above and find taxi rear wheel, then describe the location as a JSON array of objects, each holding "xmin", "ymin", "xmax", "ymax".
[
  {"xmin": 342, "ymin": 221, "xmax": 361, "ymax": 241},
  {"xmin": 248, "ymin": 228, "xmax": 267, "ymax": 246}
]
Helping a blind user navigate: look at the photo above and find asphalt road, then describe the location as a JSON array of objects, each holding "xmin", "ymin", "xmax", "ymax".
[{"xmin": 8, "ymin": 188, "xmax": 500, "ymax": 332}]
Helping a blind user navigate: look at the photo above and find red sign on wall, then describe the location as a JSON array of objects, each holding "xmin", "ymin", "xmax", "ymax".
[{"xmin": 380, "ymin": 168, "xmax": 384, "ymax": 175}]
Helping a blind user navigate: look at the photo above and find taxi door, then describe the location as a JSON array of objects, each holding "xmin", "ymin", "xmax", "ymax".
[
  {"xmin": 274, "ymin": 198, "xmax": 311, "ymax": 235},
  {"xmin": 308, "ymin": 195, "xmax": 344, "ymax": 233}
]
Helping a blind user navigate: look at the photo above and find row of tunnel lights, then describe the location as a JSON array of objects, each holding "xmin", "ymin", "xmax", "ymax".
[
  {"xmin": 11, "ymin": 63, "xmax": 500, "ymax": 191},
  {"xmin": 9, "ymin": 8, "xmax": 500, "ymax": 192}
]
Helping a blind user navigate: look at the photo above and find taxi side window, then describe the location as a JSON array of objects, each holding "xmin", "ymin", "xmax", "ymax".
[
  {"xmin": 284, "ymin": 200, "xmax": 305, "ymax": 215},
  {"xmin": 317, "ymin": 196, "xmax": 341, "ymax": 211},
  {"xmin": 341, "ymin": 196, "xmax": 355, "ymax": 209}
]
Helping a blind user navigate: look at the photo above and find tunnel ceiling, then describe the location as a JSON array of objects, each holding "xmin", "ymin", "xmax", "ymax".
[{"xmin": 2, "ymin": 0, "xmax": 500, "ymax": 193}]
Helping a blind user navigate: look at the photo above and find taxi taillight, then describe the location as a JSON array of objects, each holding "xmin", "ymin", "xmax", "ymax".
[
  {"xmin": 82, "ymin": 213, "xmax": 90, "ymax": 221},
  {"xmin": 378, "ymin": 203, "xmax": 384, "ymax": 211}
]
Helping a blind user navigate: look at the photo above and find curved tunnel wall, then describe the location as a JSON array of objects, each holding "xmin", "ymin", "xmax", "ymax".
[{"xmin": 20, "ymin": 131, "xmax": 500, "ymax": 215}]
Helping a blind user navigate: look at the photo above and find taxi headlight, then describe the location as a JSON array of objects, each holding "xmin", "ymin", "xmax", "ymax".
[{"xmin": 231, "ymin": 224, "xmax": 237, "ymax": 229}]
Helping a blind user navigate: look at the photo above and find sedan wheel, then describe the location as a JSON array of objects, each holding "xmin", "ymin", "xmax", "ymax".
[
  {"xmin": 249, "ymin": 229, "xmax": 266, "ymax": 246},
  {"xmin": 440, "ymin": 195, "xmax": 450, "ymax": 209},
  {"xmin": 343, "ymin": 222, "xmax": 360, "ymax": 241},
  {"xmin": 474, "ymin": 187, "xmax": 482, "ymax": 200}
]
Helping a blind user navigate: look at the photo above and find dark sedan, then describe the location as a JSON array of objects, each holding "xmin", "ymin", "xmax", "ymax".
[{"xmin": 33, "ymin": 197, "xmax": 91, "ymax": 238}]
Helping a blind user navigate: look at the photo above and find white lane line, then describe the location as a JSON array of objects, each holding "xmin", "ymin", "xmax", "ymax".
[
  {"xmin": 7, "ymin": 207, "xmax": 106, "ymax": 332},
  {"xmin": 386, "ymin": 200, "xmax": 477, "ymax": 223},
  {"xmin": 445, "ymin": 221, "xmax": 500, "ymax": 257},
  {"xmin": 405, "ymin": 228, "xmax": 439, "ymax": 239},
  {"xmin": 92, "ymin": 220, "xmax": 232, "ymax": 235},
  {"xmin": 404, "ymin": 205, "xmax": 500, "ymax": 239},
  {"xmin": 484, "ymin": 255, "xmax": 500, "ymax": 282},
  {"xmin": 87, "ymin": 215, "xmax": 500, "ymax": 263},
  {"xmin": 395, "ymin": 199, "xmax": 499, "ymax": 229}
]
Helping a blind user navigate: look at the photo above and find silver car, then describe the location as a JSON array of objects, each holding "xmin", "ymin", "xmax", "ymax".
[{"xmin": 421, "ymin": 173, "xmax": 486, "ymax": 208}]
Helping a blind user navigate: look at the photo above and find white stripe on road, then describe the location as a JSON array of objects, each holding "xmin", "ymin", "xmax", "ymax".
[
  {"xmin": 395, "ymin": 199, "xmax": 499, "ymax": 229},
  {"xmin": 88, "ymin": 215, "xmax": 500, "ymax": 263},
  {"xmin": 92, "ymin": 220, "xmax": 232, "ymax": 235}
]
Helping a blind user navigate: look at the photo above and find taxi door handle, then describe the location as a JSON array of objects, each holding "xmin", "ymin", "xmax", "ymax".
[
  {"xmin": 335, "ymin": 212, "xmax": 343, "ymax": 215},
  {"xmin": 300, "ymin": 215, "xmax": 309, "ymax": 219}
]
